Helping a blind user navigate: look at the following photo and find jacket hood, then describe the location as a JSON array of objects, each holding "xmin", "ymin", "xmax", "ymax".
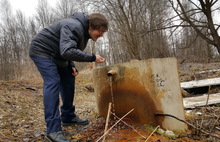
[{"xmin": 71, "ymin": 12, "xmax": 89, "ymax": 31}]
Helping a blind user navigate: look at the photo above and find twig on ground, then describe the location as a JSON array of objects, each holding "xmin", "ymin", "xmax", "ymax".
[
  {"xmin": 96, "ymin": 109, "xmax": 134, "ymax": 142},
  {"xmin": 196, "ymin": 120, "xmax": 199, "ymax": 135},
  {"xmin": 202, "ymin": 85, "xmax": 211, "ymax": 134},
  {"xmin": 26, "ymin": 87, "xmax": 36, "ymax": 91},
  {"xmin": 145, "ymin": 125, "xmax": 160, "ymax": 142},
  {"xmin": 205, "ymin": 85, "xmax": 211, "ymax": 108},
  {"xmin": 155, "ymin": 113, "xmax": 220, "ymax": 139},
  {"xmin": 180, "ymin": 59, "xmax": 185, "ymax": 64},
  {"xmin": 0, "ymin": 132, "xmax": 5, "ymax": 137},
  {"xmin": 210, "ymin": 115, "xmax": 220, "ymax": 132},
  {"xmin": 102, "ymin": 103, "xmax": 112, "ymax": 142},
  {"xmin": 199, "ymin": 113, "xmax": 204, "ymax": 135}
]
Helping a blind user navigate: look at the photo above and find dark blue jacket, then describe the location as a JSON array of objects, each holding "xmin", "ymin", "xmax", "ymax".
[{"xmin": 29, "ymin": 13, "xmax": 96, "ymax": 67}]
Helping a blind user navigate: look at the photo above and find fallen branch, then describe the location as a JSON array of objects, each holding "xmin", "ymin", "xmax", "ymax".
[
  {"xmin": 96, "ymin": 109, "xmax": 134, "ymax": 142},
  {"xmin": 155, "ymin": 113, "xmax": 220, "ymax": 139}
]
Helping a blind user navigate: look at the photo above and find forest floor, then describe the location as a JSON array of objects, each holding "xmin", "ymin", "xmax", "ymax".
[{"xmin": 0, "ymin": 61, "xmax": 220, "ymax": 142}]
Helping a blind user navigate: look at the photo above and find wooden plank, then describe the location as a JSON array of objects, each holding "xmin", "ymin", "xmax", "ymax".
[
  {"xmin": 183, "ymin": 93, "xmax": 220, "ymax": 108},
  {"xmin": 180, "ymin": 77, "xmax": 220, "ymax": 89},
  {"xmin": 197, "ymin": 69, "xmax": 220, "ymax": 74}
]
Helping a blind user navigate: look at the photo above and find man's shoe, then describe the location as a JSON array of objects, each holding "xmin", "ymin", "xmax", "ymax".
[
  {"xmin": 45, "ymin": 131, "xmax": 70, "ymax": 142},
  {"xmin": 62, "ymin": 116, "xmax": 89, "ymax": 126}
]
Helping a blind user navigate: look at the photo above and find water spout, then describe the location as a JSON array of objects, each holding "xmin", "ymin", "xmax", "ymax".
[{"xmin": 107, "ymin": 70, "xmax": 117, "ymax": 77}]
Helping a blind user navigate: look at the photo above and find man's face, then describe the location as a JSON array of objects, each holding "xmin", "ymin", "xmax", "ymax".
[{"xmin": 89, "ymin": 28, "xmax": 105, "ymax": 41}]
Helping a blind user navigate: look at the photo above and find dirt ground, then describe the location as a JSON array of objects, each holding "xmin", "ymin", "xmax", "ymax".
[{"xmin": 0, "ymin": 61, "xmax": 220, "ymax": 142}]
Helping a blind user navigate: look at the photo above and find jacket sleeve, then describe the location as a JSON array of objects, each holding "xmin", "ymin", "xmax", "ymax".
[
  {"xmin": 69, "ymin": 61, "xmax": 78, "ymax": 73},
  {"xmin": 59, "ymin": 25, "xmax": 96, "ymax": 62},
  {"xmin": 69, "ymin": 61, "xmax": 75, "ymax": 67}
]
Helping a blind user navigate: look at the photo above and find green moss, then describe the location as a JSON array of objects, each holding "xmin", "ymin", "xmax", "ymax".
[{"xmin": 144, "ymin": 124, "xmax": 180, "ymax": 138}]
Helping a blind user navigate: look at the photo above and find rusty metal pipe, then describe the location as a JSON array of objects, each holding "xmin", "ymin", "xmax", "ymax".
[{"xmin": 107, "ymin": 70, "xmax": 117, "ymax": 76}]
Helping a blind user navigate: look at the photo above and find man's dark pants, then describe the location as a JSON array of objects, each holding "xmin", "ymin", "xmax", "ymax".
[{"xmin": 31, "ymin": 57, "xmax": 76, "ymax": 134}]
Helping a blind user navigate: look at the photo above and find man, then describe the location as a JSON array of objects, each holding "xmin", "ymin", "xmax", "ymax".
[{"xmin": 29, "ymin": 12, "xmax": 108, "ymax": 142}]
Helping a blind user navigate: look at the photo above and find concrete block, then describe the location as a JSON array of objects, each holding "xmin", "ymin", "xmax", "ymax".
[{"xmin": 92, "ymin": 58, "xmax": 187, "ymax": 131}]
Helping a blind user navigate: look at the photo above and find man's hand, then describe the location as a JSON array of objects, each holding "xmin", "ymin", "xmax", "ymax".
[
  {"xmin": 72, "ymin": 67, "xmax": 78, "ymax": 76},
  {"xmin": 95, "ymin": 55, "xmax": 105, "ymax": 63}
]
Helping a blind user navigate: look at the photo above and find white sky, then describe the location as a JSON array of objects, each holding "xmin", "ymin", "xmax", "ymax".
[{"xmin": 9, "ymin": 0, "xmax": 57, "ymax": 17}]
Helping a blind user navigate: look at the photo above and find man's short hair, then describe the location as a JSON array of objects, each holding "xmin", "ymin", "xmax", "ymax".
[{"xmin": 88, "ymin": 13, "xmax": 108, "ymax": 32}]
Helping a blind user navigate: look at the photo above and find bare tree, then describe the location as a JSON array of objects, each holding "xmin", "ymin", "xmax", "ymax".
[
  {"xmin": 0, "ymin": 0, "xmax": 35, "ymax": 80},
  {"xmin": 0, "ymin": 0, "xmax": 15, "ymax": 80},
  {"xmin": 15, "ymin": 10, "xmax": 32, "ymax": 64},
  {"xmin": 35, "ymin": 0, "xmax": 55, "ymax": 28},
  {"xmin": 91, "ymin": 0, "xmax": 171, "ymax": 64},
  {"xmin": 0, "ymin": 25, "xmax": 12, "ymax": 80},
  {"xmin": 168, "ymin": 0, "xmax": 220, "ymax": 54},
  {"xmin": 53, "ymin": 0, "xmax": 89, "ymax": 20}
]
